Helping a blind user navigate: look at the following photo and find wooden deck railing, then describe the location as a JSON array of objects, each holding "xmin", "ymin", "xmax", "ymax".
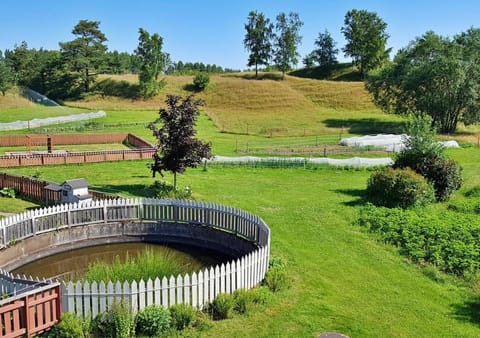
[{"xmin": 0, "ymin": 283, "xmax": 61, "ymax": 338}]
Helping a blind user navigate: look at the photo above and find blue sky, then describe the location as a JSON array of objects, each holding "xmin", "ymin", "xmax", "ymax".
[{"xmin": 1, "ymin": 0, "xmax": 480, "ymax": 70}]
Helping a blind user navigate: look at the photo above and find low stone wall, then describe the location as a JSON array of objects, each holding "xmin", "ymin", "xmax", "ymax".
[{"xmin": 0, "ymin": 221, "xmax": 256, "ymax": 271}]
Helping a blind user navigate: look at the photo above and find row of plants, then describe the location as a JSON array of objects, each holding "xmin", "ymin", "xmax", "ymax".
[
  {"xmin": 358, "ymin": 195, "xmax": 480, "ymax": 276},
  {"xmin": 359, "ymin": 116, "xmax": 478, "ymax": 277},
  {"xmin": 44, "ymin": 258, "xmax": 289, "ymax": 337}
]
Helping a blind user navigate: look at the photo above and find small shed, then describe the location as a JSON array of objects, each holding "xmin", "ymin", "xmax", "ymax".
[{"xmin": 45, "ymin": 178, "xmax": 92, "ymax": 204}]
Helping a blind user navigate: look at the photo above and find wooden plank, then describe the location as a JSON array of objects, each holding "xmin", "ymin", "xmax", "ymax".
[
  {"xmin": 146, "ymin": 279, "xmax": 153, "ymax": 307},
  {"xmin": 106, "ymin": 281, "xmax": 114, "ymax": 308},
  {"xmin": 161, "ymin": 277, "xmax": 168, "ymax": 308},
  {"xmin": 209, "ymin": 267, "xmax": 215, "ymax": 302},
  {"xmin": 154, "ymin": 278, "xmax": 161, "ymax": 306},
  {"xmin": 130, "ymin": 281, "xmax": 137, "ymax": 314},
  {"xmin": 98, "ymin": 281, "xmax": 106, "ymax": 314},
  {"xmin": 225, "ymin": 263, "xmax": 231, "ymax": 294},
  {"xmin": 191, "ymin": 272, "xmax": 197, "ymax": 309},
  {"xmin": 176, "ymin": 275, "xmax": 183, "ymax": 305},
  {"xmin": 91, "ymin": 281, "xmax": 98, "ymax": 319},
  {"xmin": 220, "ymin": 264, "xmax": 226, "ymax": 294},
  {"xmin": 138, "ymin": 280, "xmax": 145, "ymax": 311},
  {"xmin": 81, "ymin": 282, "xmax": 90, "ymax": 320},
  {"xmin": 75, "ymin": 281, "xmax": 83, "ymax": 318},
  {"xmin": 169, "ymin": 276, "xmax": 176, "ymax": 307}
]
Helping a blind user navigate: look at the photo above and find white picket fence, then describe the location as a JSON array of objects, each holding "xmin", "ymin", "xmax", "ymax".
[
  {"xmin": 63, "ymin": 246, "xmax": 268, "ymax": 318},
  {"xmin": 0, "ymin": 198, "xmax": 270, "ymax": 318}
]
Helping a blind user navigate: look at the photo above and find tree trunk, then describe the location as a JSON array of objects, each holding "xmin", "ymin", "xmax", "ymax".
[
  {"xmin": 173, "ymin": 172, "xmax": 177, "ymax": 190},
  {"xmin": 85, "ymin": 68, "xmax": 89, "ymax": 92},
  {"xmin": 255, "ymin": 62, "xmax": 258, "ymax": 79}
]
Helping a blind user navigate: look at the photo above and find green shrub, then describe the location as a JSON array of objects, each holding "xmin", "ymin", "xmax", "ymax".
[
  {"xmin": 110, "ymin": 301, "xmax": 135, "ymax": 338},
  {"xmin": 0, "ymin": 187, "xmax": 16, "ymax": 198},
  {"xmin": 135, "ymin": 305, "xmax": 171, "ymax": 336},
  {"xmin": 149, "ymin": 180, "xmax": 193, "ymax": 199},
  {"xmin": 90, "ymin": 312, "xmax": 114, "ymax": 338},
  {"xmin": 192, "ymin": 73, "xmax": 210, "ymax": 91},
  {"xmin": 208, "ymin": 293, "xmax": 234, "ymax": 320},
  {"xmin": 233, "ymin": 288, "xmax": 253, "ymax": 314},
  {"xmin": 421, "ymin": 157, "xmax": 463, "ymax": 201},
  {"xmin": 250, "ymin": 286, "xmax": 272, "ymax": 305},
  {"xmin": 366, "ymin": 167, "xmax": 435, "ymax": 209},
  {"xmin": 90, "ymin": 301, "xmax": 135, "ymax": 338},
  {"xmin": 263, "ymin": 256, "xmax": 290, "ymax": 293},
  {"xmin": 264, "ymin": 268, "xmax": 289, "ymax": 293},
  {"xmin": 48, "ymin": 312, "xmax": 85, "ymax": 338},
  {"xmin": 465, "ymin": 186, "xmax": 480, "ymax": 198},
  {"xmin": 169, "ymin": 303, "xmax": 196, "ymax": 330},
  {"xmin": 393, "ymin": 116, "xmax": 462, "ymax": 202}
]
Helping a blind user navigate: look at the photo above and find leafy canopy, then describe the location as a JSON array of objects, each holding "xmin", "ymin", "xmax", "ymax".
[
  {"xmin": 393, "ymin": 116, "xmax": 462, "ymax": 201},
  {"xmin": 342, "ymin": 9, "xmax": 390, "ymax": 75},
  {"xmin": 366, "ymin": 29, "xmax": 480, "ymax": 133},
  {"xmin": 135, "ymin": 28, "xmax": 169, "ymax": 99},
  {"xmin": 313, "ymin": 30, "xmax": 338, "ymax": 67},
  {"xmin": 59, "ymin": 20, "xmax": 108, "ymax": 93},
  {"xmin": 244, "ymin": 11, "xmax": 274, "ymax": 78},
  {"xmin": 148, "ymin": 95, "xmax": 212, "ymax": 188},
  {"xmin": 273, "ymin": 12, "xmax": 303, "ymax": 79}
]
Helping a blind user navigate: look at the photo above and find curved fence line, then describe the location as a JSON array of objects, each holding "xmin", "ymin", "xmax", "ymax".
[{"xmin": 0, "ymin": 199, "xmax": 270, "ymax": 317}]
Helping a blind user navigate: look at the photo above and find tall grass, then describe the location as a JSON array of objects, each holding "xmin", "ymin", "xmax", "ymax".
[{"xmin": 83, "ymin": 248, "xmax": 201, "ymax": 282}]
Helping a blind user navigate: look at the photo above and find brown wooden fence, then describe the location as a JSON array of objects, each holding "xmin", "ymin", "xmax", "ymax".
[
  {"xmin": 0, "ymin": 149, "xmax": 155, "ymax": 168},
  {"xmin": 0, "ymin": 283, "xmax": 61, "ymax": 338},
  {"xmin": 0, "ymin": 172, "xmax": 119, "ymax": 204},
  {"xmin": 0, "ymin": 133, "xmax": 150, "ymax": 147},
  {"xmin": 0, "ymin": 133, "xmax": 155, "ymax": 168}
]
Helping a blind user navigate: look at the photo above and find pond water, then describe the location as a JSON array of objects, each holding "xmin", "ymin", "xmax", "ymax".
[{"xmin": 12, "ymin": 242, "xmax": 228, "ymax": 281}]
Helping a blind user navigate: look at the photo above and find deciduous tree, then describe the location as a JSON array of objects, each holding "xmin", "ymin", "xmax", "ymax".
[
  {"xmin": 59, "ymin": 20, "xmax": 108, "ymax": 93},
  {"xmin": 342, "ymin": 9, "xmax": 390, "ymax": 76},
  {"xmin": 313, "ymin": 30, "xmax": 338, "ymax": 66},
  {"xmin": 244, "ymin": 11, "xmax": 274, "ymax": 78},
  {"xmin": 148, "ymin": 95, "xmax": 211, "ymax": 188},
  {"xmin": 135, "ymin": 28, "xmax": 168, "ymax": 98},
  {"xmin": 273, "ymin": 12, "xmax": 303, "ymax": 79},
  {"xmin": 366, "ymin": 29, "xmax": 480, "ymax": 133}
]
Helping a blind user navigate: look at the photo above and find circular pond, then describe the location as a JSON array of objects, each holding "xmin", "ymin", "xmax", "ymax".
[{"xmin": 12, "ymin": 242, "xmax": 229, "ymax": 281}]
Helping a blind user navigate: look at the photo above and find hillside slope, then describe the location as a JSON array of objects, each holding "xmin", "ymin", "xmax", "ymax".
[{"xmin": 58, "ymin": 73, "xmax": 399, "ymax": 137}]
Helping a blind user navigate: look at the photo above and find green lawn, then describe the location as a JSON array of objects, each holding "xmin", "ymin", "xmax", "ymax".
[
  {"xmin": 2, "ymin": 152, "xmax": 480, "ymax": 337},
  {"xmin": 0, "ymin": 105, "xmax": 89, "ymax": 123},
  {"xmin": 1, "ymin": 78, "xmax": 480, "ymax": 337}
]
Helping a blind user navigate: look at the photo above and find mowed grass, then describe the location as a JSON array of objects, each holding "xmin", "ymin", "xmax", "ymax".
[
  {"xmin": 1, "ymin": 73, "xmax": 480, "ymax": 336},
  {"xmin": 2, "ymin": 156, "xmax": 480, "ymax": 337}
]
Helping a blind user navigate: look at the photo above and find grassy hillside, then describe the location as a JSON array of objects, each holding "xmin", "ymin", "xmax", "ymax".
[{"xmin": 59, "ymin": 73, "xmax": 403, "ymax": 137}]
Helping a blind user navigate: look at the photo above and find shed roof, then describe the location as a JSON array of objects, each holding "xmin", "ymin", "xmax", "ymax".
[
  {"xmin": 62, "ymin": 178, "xmax": 89, "ymax": 189},
  {"xmin": 44, "ymin": 183, "xmax": 62, "ymax": 191}
]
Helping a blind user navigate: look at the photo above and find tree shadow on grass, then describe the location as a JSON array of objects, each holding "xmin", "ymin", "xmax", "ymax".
[
  {"xmin": 91, "ymin": 184, "xmax": 156, "ymax": 198},
  {"xmin": 324, "ymin": 118, "xmax": 405, "ymax": 135},
  {"xmin": 333, "ymin": 188, "xmax": 368, "ymax": 206},
  {"xmin": 451, "ymin": 297, "xmax": 480, "ymax": 326}
]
